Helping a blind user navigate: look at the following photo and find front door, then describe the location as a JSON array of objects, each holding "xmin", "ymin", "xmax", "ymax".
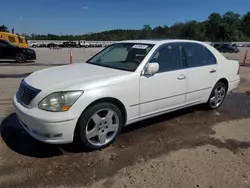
[
  {"xmin": 182, "ymin": 42, "xmax": 218, "ymax": 104},
  {"xmin": 0, "ymin": 40, "xmax": 8, "ymax": 59},
  {"xmin": 139, "ymin": 43, "xmax": 187, "ymax": 117}
]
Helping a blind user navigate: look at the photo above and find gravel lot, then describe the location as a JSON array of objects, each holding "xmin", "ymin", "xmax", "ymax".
[{"xmin": 0, "ymin": 47, "xmax": 250, "ymax": 188}]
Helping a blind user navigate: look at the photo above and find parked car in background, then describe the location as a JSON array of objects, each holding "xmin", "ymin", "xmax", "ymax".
[
  {"xmin": 47, "ymin": 43, "xmax": 56, "ymax": 48},
  {"xmin": 62, "ymin": 41, "xmax": 77, "ymax": 48},
  {"xmin": 36, "ymin": 44, "xmax": 47, "ymax": 48},
  {"xmin": 213, "ymin": 43, "xmax": 221, "ymax": 49},
  {"xmin": 217, "ymin": 43, "xmax": 239, "ymax": 53},
  {"xmin": 243, "ymin": 44, "xmax": 250, "ymax": 47},
  {"xmin": 13, "ymin": 39, "xmax": 240, "ymax": 150},
  {"xmin": 236, "ymin": 43, "xmax": 244, "ymax": 47},
  {"xmin": 47, "ymin": 43, "xmax": 61, "ymax": 49},
  {"xmin": 79, "ymin": 40, "xmax": 90, "ymax": 48},
  {"xmin": 28, "ymin": 41, "xmax": 37, "ymax": 48},
  {"xmin": 0, "ymin": 39, "xmax": 36, "ymax": 63}
]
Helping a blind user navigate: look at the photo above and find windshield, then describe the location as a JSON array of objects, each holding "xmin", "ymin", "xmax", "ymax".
[{"xmin": 86, "ymin": 43, "xmax": 155, "ymax": 71}]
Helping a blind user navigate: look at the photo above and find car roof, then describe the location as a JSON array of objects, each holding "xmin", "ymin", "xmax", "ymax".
[{"xmin": 120, "ymin": 39, "xmax": 207, "ymax": 45}]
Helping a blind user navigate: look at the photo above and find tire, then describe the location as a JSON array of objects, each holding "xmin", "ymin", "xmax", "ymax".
[
  {"xmin": 205, "ymin": 82, "xmax": 227, "ymax": 110},
  {"xmin": 77, "ymin": 102, "xmax": 123, "ymax": 150},
  {"xmin": 15, "ymin": 53, "xmax": 27, "ymax": 63}
]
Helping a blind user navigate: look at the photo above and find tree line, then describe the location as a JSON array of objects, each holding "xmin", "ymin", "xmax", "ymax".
[{"xmin": 3, "ymin": 11, "xmax": 250, "ymax": 42}]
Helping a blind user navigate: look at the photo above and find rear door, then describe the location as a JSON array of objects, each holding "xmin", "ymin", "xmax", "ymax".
[{"xmin": 182, "ymin": 42, "xmax": 218, "ymax": 104}]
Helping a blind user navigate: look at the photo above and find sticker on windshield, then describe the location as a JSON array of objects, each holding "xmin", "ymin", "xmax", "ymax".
[{"xmin": 132, "ymin": 44, "xmax": 148, "ymax": 49}]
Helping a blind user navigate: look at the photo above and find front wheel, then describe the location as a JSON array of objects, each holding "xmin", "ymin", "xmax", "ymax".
[
  {"xmin": 206, "ymin": 82, "xmax": 227, "ymax": 110},
  {"xmin": 77, "ymin": 102, "xmax": 123, "ymax": 149}
]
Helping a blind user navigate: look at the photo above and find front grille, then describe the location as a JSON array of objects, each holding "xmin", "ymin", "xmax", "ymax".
[{"xmin": 17, "ymin": 80, "xmax": 41, "ymax": 106}]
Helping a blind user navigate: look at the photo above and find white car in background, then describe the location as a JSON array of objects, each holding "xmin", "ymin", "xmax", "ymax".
[
  {"xmin": 28, "ymin": 41, "xmax": 37, "ymax": 48},
  {"xmin": 13, "ymin": 39, "xmax": 240, "ymax": 149}
]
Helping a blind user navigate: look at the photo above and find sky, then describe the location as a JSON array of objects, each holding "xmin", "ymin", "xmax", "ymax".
[{"xmin": 1, "ymin": 0, "xmax": 249, "ymax": 35}]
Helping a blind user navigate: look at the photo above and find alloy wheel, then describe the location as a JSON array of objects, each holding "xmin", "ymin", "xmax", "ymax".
[
  {"xmin": 209, "ymin": 86, "xmax": 226, "ymax": 108},
  {"xmin": 85, "ymin": 108, "xmax": 120, "ymax": 147}
]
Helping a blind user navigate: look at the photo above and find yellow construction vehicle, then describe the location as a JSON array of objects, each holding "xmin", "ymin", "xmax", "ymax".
[{"xmin": 0, "ymin": 25, "xmax": 29, "ymax": 48}]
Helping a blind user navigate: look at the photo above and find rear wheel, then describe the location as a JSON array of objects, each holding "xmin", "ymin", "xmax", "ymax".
[
  {"xmin": 205, "ymin": 82, "xmax": 227, "ymax": 110},
  {"xmin": 15, "ymin": 53, "xmax": 27, "ymax": 63},
  {"xmin": 77, "ymin": 102, "xmax": 123, "ymax": 149}
]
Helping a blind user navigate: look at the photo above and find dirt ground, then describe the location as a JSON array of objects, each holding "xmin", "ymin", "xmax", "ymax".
[{"xmin": 0, "ymin": 47, "xmax": 250, "ymax": 188}]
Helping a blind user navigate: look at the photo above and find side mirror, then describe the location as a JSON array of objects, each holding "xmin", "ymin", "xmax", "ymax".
[{"xmin": 144, "ymin": 62, "xmax": 159, "ymax": 75}]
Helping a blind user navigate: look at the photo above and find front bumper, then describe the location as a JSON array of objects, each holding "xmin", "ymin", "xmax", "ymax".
[
  {"xmin": 13, "ymin": 95, "xmax": 77, "ymax": 144},
  {"xmin": 27, "ymin": 52, "xmax": 36, "ymax": 60}
]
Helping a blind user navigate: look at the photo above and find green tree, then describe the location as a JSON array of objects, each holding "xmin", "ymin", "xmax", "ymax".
[
  {"xmin": 181, "ymin": 20, "xmax": 206, "ymax": 40},
  {"xmin": 14, "ymin": 10, "xmax": 250, "ymax": 42},
  {"xmin": 241, "ymin": 11, "xmax": 250, "ymax": 39},
  {"xmin": 206, "ymin": 13, "xmax": 223, "ymax": 41},
  {"xmin": 169, "ymin": 23, "xmax": 185, "ymax": 39},
  {"xmin": 222, "ymin": 11, "xmax": 241, "ymax": 41},
  {"xmin": 139, "ymin": 24, "xmax": 152, "ymax": 39}
]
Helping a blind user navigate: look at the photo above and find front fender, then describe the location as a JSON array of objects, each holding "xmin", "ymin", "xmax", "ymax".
[{"xmin": 67, "ymin": 78, "xmax": 140, "ymax": 122}]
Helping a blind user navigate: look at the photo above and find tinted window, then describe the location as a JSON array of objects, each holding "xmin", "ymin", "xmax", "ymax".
[
  {"xmin": 8, "ymin": 36, "xmax": 16, "ymax": 43},
  {"xmin": 182, "ymin": 43, "xmax": 216, "ymax": 68},
  {"xmin": 149, "ymin": 43, "xmax": 183, "ymax": 72}
]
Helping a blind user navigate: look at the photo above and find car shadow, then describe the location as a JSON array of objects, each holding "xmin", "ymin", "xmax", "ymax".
[
  {"xmin": 0, "ymin": 73, "xmax": 32, "ymax": 79},
  {"xmin": 0, "ymin": 114, "xmax": 64, "ymax": 158},
  {"xmin": 0, "ymin": 61, "xmax": 66, "ymax": 67},
  {"xmin": 122, "ymin": 106, "xmax": 198, "ymax": 134},
  {"xmin": 2, "ymin": 92, "xmax": 249, "ymax": 158},
  {"xmin": 0, "ymin": 106, "xmax": 199, "ymax": 157},
  {"xmin": 0, "ymin": 60, "xmax": 36, "ymax": 64}
]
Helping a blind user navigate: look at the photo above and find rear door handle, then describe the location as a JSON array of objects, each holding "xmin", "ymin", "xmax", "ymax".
[
  {"xmin": 210, "ymin": 69, "xmax": 216, "ymax": 73},
  {"xmin": 177, "ymin": 74, "xmax": 186, "ymax": 80}
]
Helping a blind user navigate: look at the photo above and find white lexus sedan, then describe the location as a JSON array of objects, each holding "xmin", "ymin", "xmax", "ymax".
[{"xmin": 13, "ymin": 39, "xmax": 240, "ymax": 149}]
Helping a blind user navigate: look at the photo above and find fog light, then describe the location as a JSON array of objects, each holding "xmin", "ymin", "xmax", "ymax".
[{"xmin": 53, "ymin": 133, "xmax": 63, "ymax": 138}]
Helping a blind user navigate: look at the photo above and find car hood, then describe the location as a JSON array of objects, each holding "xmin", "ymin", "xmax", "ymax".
[
  {"xmin": 19, "ymin": 47, "xmax": 34, "ymax": 52},
  {"xmin": 24, "ymin": 63, "xmax": 130, "ymax": 91}
]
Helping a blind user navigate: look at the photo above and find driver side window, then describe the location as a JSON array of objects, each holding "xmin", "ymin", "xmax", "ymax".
[{"xmin": 149, "ymin": 43, "xmax": 183, "ymax": 73}]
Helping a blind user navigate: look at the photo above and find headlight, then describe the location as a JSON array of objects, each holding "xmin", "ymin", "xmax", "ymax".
[
  {"xmin": 23, "ymin": 49, "xmax": 32, "ymax": 54},
  {"xmin": 38, "ymin": 91, "xmax": 83, "ymax": 112}
]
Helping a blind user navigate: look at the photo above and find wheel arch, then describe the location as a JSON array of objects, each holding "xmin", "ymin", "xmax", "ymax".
[
  {"xmin": 84, "ymin": 97, "xmax": 127, "ymax": 123},
  {"xmin": 205, "ymin": 78, "xmax": 229, "ymax": 109},
  {"xmin": 74, "ymin": 97, "xmax": 127, "ymax": 142},
  {"xmin": 217, "ymin": 78, "xmax": 229, "ymax": 92}
]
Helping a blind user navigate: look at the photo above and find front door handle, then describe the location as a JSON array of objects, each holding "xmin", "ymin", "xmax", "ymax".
[
  {"xmin": 210, "ymin": 69, "xmax": 216, "ymax": 73},
  {"xmin": 177, "ymin": 74, "xmax": 186, "ymax": 80}
]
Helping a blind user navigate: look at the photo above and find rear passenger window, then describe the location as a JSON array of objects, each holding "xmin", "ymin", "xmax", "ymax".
[
  {"xmin": 183, "ymin": 43, "xmax": 216, "ymax": 68},
  {"xmin": 149, "ymin": 43, "xmax": 183, "ymax": 72}
]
